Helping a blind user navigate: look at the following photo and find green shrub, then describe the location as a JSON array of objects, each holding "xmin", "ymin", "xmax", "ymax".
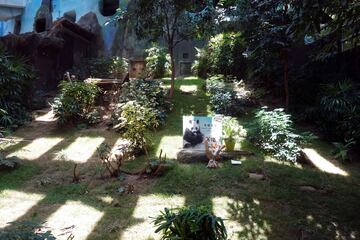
[
  {"xmin": 86, "ymin": 57, "xmax": 128, "ymax": 79},
  {"xmin": 0, "ymin": 152, "xmax": 19, "ymax": 171},
  {"xmin": 0, "ymin": 49, "xmax": 34, "ymax": 129},
  {"xmin": 113, "ymin": 101, "xmax": 159, "ymax": 152},
  {"xmin": 253, "ymin": 107, "xmax": 302, "ymax": 163},
  {"xmin": 116, "ymin": 79, "xmax": 171, "ymax": 125},
  {"xmin": 192, "ymin": 47, "xmax": 210, "ymax": 79},
  {"xmin": 154, "ymin": 206, "xmax": 227, "ymax": 240},
  {"xmin": 146, "ymin": 45, "xmax": 169, "ymax": 78},
  {"xmin": 193, "ymin": 33, "xmax": 246, "ymax": 78},
  {"xmin": 0, "ymin": 221, "xmax": 56, "ymax": 240},
  {"xmin": 316, "ymin": 80, "xmax": 360, "ymax": 143},
  {"xmin": 206, "ymin": 75, "xmax": 243, "ymax": 116},
  {"xmin": 206, "ymin": 75, "xmax": 226, "ymax": 95},
  {"xmin": 52, "ymin": 81, "xmax": 100, "ymax": 124}
]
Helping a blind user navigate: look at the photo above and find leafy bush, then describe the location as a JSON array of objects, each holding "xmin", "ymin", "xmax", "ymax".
[
  {"xmin": 316, "ymin": 80, "xmax": 360, "ymax": 143},
  {"xmin": 86, "ymin": 57, "xmax": 128, "ymax": 79},
  {"xmin": 253, "ymin": 107, "xmax": 302, "ymax": 163},
  {"xmin": 0, "ymin": 152, "xmax": 19, "ymax": 171},
  {"xmin": 146, "ymin": 45, "xmax": 169, "ymax": 78},
  {"xmin": 193, "ymin": 33, "xmax": 246, "ymax": 78},
  {"xmin": 332, "ymin": 139, "xmax": 356, "ymax": 163},
  {"xmin": 114, "ymin": 101, "xmax": 159, "ymax": 152},
  {"xmin": 154, "ymin": 206, "xmax": 227, "ymax": 240},
  {"xmin": 0, "ymin": 221, "xmax": 55, "ymax": 240},
  {"xmin": 52, "ymin": 80, "xmax": 100, "ymax": 124},
  {"xmin": 206, "ymin": 75, "xmax": 227, "ymax": 95},
  {"xmin": 222, "ymin": 117, "xmax": 247, "ymax": 141},
  {"xmin": 0, "ymin": 49, "xmax": 34, "ymax": 129},
  {"xmin": 192, "ymin": 47, "xmax": 210, "ymax": 79},
  {"xmin": 206, "ymin": 75, "xmax": 243, "ymax": 116},
  {"xmin": 116, "ymin": 79, "xmax": 171, "ymax": 125}
]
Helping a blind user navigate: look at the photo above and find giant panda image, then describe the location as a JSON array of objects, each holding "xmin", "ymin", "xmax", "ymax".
[{"xmin": 183, "ymin": 119, "xmax": 204, "ymax": 148}]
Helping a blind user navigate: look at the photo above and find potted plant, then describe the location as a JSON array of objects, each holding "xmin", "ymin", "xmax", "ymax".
[{"xmin": 222, "ymin": 117, "xmax": 247, "ymax": 151}]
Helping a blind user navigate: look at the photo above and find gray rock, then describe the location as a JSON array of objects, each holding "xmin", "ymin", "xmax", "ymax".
[
  {"xmin": 177, "ymin": 149, "xmax": 253, "ymax": 163},
  {"xmin": 77, "ymin": 12, "xmax": 104, "ymax": 56}
]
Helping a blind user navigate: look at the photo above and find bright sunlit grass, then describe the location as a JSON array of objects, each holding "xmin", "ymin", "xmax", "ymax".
[
  {"xmin": 179, "ymin": 85, "xmax": 198, "ymax": 93},
  {"xmin": 156, "ymin": 136, "xmax": 183, "ymax": 159},
  {"xmin": 59, "ymin": 137, "xmax": 105, "ymax": 163},
  {"xmin": 302, "ymin": 148, "xmax": 349, "ymax": 176},
  {"xmin": 120, "ymin": 194, "xmax": 185, "ymax": 239},
  {"xmin": 7, "ymin": 137, "xmax": 63, "ymax": 160},
  {"xmin": 35, "ymin": 110, "xmax": 57, "ymax": 122},
  {"xmin": 0, "ymin": 190, "xmax": 45, "ymax": 227},
  {"xmin": 46, "ymin": 201, "xmax": 104, "ymax": 240},
  {"xmin": 212, "ymin": 196, "xmax": 244, "ymax": 239}
]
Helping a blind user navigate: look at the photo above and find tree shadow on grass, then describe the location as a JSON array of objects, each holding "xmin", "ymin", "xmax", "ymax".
[{"xmin": 1, "ymin": 78, "xmax": 360, "ymax": 239}]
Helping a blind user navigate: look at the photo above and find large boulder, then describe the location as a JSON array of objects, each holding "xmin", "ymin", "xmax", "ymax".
[{"xmin": 77, "ymin": 12, "xmax": 104, "ymax": 56}]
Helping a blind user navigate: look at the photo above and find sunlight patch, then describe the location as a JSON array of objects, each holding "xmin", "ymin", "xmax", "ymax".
[
  {"xmin": 180, "ymin": 85, "xmax": 198, "ymax": 93},
  {"xmin": 212, "ymin": 197, "xmax": 244, "ymax": 239},
  {"xmin": 35, "ymin": 110, "xmax": 57, "ymax": 122},
  {"xmin": 156, "ymin": 136, "xmax": 183, "ymax": 159},
  {"xmin": 46, "ymin": 201, "xmax": 104, "ymax": 240},
  {"xmin": 212, "ymin": 197, "xmax": 271, "ymax": 240},
  {"xmin": 120, "ymin": 194, "xmax": 185, "ymax": 239},
  {"xmin": 59, "ymin": 137, "xmax": 105, "ymax": 163},
  {"xmin": 7, "ymin": 137, "xmax": 63, "ymax": 160},
  {"xmin": 302, "ymin": 148, "xmax": 349, "ymax": 176},
  {"xmin": 0, "ymin": 190, "xmax": 45, "ymax": 227}
]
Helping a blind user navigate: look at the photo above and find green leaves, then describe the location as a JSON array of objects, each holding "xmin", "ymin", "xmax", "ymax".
[
  {"xmin": 119, "ymin": 101, "xmax": 159, "ymax": 151},
  {"xmin": 0, "ymin": 48, "xmax": 34, "ymax": 129},
  {"xmin": 154, "ymin": 206, "xmax": 228, "ymax": 240},
  {"xmin": 146, "ymin": 45, "xmax": 170, "ymax": 79},
  {"xmin": 0, "ymin": 220, "xmax": 56, "ymax": 240},
  {"xmin": 222, "ymin": 116, "xmax": 247, "ymax": 141},
  {"xmin": 253, "ymin": 107, "xmax": 302, "ymax": 163},
  {"xmin": 52, "ymin": 81, "xmax": 100, "ymax": 124}
]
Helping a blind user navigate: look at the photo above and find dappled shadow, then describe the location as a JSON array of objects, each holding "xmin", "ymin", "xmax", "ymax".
[
  {"xmin": 227, "ymin": 199, "xmax": 271, "ymax": 240},
  {"xmin": 1, "ymin": 78, "xmax": 360, "ymax": 240}
]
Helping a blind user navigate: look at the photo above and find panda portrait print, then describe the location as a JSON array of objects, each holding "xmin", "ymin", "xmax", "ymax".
[{"xmin": 183, "ymin": 119, "xmax": 204, "ymax": 148}]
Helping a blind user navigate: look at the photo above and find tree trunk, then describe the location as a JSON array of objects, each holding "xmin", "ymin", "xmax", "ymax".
[
  {"xmin": 283, "ymin": 49, "xmax": 289, "ymax": 109},
  {"xmin": 168, "ymin": 46, "xmax": 176, "ymax": 99}
]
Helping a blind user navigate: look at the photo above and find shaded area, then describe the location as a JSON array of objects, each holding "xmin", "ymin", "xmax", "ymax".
[{"xmin": 0, "ymin": 78, "xmax": 359, "ymax": 240}]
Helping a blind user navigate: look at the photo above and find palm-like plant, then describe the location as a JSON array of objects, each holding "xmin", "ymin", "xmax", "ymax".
[{"xmin": 154, "ymin": 206, "xmax": 227, "ymax": 240}]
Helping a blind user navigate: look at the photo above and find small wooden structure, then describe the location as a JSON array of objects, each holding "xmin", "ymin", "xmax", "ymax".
[{"xmin": 129, "ymin": 58, "xmax": 146, "ymax": 79}]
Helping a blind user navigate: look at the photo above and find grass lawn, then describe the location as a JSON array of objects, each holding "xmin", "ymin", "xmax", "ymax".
[{"xmin": 1, "ymin": 77, "xmax": 360, "ymax": 239}]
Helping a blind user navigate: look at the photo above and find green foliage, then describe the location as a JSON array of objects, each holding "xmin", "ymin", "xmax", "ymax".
[
  {"xmin": 114, "ymin": 101, "xmax": 159, "ymax": 151},
  {"xmin": 192, "ymin": 47, "xmax": 210, "ymax": 79},
  {"xmin": 193, "ymin": 33, "xmax": 246, "ymax": 78},
  {"xmin": 0, "ymin": 49, "xmax": 34, "ymax": 129},
  {"xmin": 253, "ymin": 107, "xmax": 302, "ymax": 163},
  {"xmin": 87, "ymin": 57, "xmax": 128, "ymax": 79},
  {"xmin": 316, "ymin": 81, "xmax": 360, "ymax": 143},
  {"xmin": 146, "ymin": 45, "xmax": 169, "ymax": 78},
  {"xmin": 222, "ymin": 117, "xmax": 246, "ymax": 141},
  {"xmin": 52, "ymin": 81, "xmax": 100, "ymax": 124},
  {"xmin": 154, "ymin": 206, "xmax": 227, "ymax": 240},
  {"xmin": 0, "ymin": 221, "xmax": 56, "ymax": 240},
  {"xmin": 0, "ymin": 152, "xmax": 19, "ymax": 171},
  {"xmin": 206, "ymin": 75, "xmax": 243, "ymax": 116},
  {"xmin": 116, "ymin": 79, "xmax": 171, "ymax": 125},
  {"xmin": 332, "ymin": 139, "xmax": 356, "ymax": 163},
  {"xmin": 289, "ymin": 1, "xmax": 360, "ymax": 60}
]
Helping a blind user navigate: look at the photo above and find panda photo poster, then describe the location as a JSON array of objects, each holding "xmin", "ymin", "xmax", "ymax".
[{"xmin": 183, "ymin": 115, "xmax": 223, "ymax": 149}]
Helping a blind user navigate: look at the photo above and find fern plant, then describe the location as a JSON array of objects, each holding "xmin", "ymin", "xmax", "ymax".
[
  {"xmin": 253, "ymin": 107, "xmax": 302, "ymax": 163},
  {"xmin": 154, "ymin": 206, "xmax": 227, "ymax": 240},
  {"xmin": 0, "ymin": 48, "xmax": 34, "ymax": 129}
]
